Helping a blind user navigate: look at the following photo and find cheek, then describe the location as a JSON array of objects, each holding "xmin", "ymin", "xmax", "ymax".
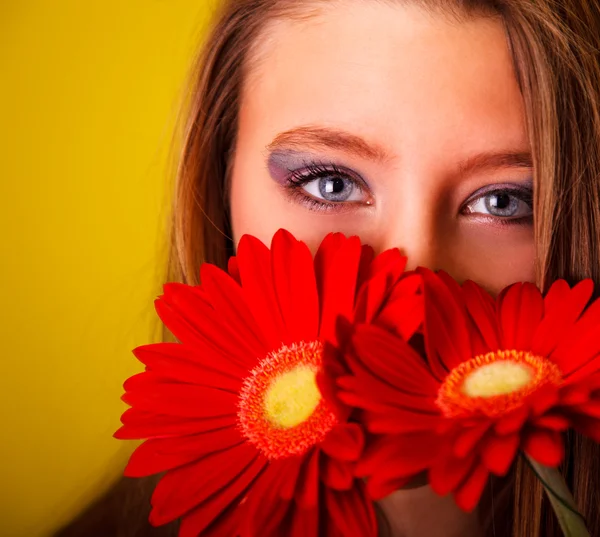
[
  {"xmin": 229, "ymin": 171, "xmax": 280, "ymax": 248},
  {"xmin": 229, "ymin": 168, "xmax": 350, "ymax": 253},
  {"xmin": 446, "ymin": 225, "xmax": 536, "ymax": 295}
]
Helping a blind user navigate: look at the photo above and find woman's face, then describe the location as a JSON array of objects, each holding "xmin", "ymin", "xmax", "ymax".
[{"xmin": 230, "ymin": 1, "xmax": 534, "ymax": 295}]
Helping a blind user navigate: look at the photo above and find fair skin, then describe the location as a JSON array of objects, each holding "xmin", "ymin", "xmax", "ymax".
[{"xmin": 230, "ymin": 2, "xmax": 534, "ymax": 535}]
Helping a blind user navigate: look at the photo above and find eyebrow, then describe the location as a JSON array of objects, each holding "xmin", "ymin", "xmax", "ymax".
[
  {"xmin": 267, "ymin": 124, "xmax": 533, "ymax": 174},
  {"xmin": 457, "ymin": 150, "xmax": 533, "ymax": 176},
  {"xmin": 266, "ymin": 125, "xmax": 393, "ymax": 163}
]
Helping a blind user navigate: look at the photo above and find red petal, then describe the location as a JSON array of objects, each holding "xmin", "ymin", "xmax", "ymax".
[
  {"xmin": 462, "ymin": 280, "xmax": 499, "ymax": 350},
  {"xmin": 498, "ymin": 282, "xmax": 543, "ymax": 350},
  {"xmin": 289, "ymin": 504, "xmax": 319, "ymax": 537},
  {"xmin": 296, "ymin": 451, "xmax": 320, "ymax": 508},
  {"xmin": 336, "ymin": 374, "xmax": 438, "ymax": 415},
  {"xmin": 132, "ymin": 343, "xmax": 244, "ymax": 392},
  {"xmin": 355, "ymin": 244, "xmax": 377, "ymax": 288},
  {"xmin": 569, "ymin": 400, "xmax": 600, "ymax": 418},
  {"xmin": 122, "ymin": 371, "xmax": 164, "ymax": 392},
  {"xmin": 180, "ymin": 500, "xmax": 240, "ymax": 537},
  {"xmin": 351, "ymin": 324, "xmax": 439, "ymax": 395},
  {"xmin": 271, "ymin": 229, "xmax": 320, "ymax": 343},
  {"xmin": 418, "ymin": 268, "xmax": 472, "ymax": 378},
  {"xmin": 453, "ymin": 423, "xmax": 491, "ymax": 458},
  {"xmin": 358, "ymin": 433, "xmax": 439, "ymax": 495},
  {"xmin": 437, "ymin": 270, "xmax": 466, "ymax": 302},
  {"xmin": 532, "ymin": 414, "xmax": 570, "ymax": 431},
  {"xmin": 532, "ymin": 279, "xmax": 593, "ymax": 358},
  {"xmin": 480, "ymin": 433, "xmax": 520, "ymax": 475},
  {"xmin": 365, "ymin": 472, "xmax": 412, "ymax": 500},
  {"xmin": 429, "ymin": 453, "xmax": 477, "ymax": 497},
  {"xmin": 124, "ymin": 427, "xmax": 243, "ymax": 476},
  {"xmin": 324, "ymin": 483, "xmax": 378, "ymax": 537},
  {"xmin": 242, "ymin": 462, "xmax": 293, "ymax": 536},
  {"xmin": 320, "ymin": 423, "xmax": 364, "ymax": 461},
  {"xmin": 353, "ymin": 248, "xmax": 408, "ymax": 324},
  {"xmin": 227, "ymin": 255, "xmax": 240, "ymax": 284},
  {"xmin": 152, "ymin": 290, "xmax": 206, "ymax": 347},
  {"xmin": 453, "ymin": 463, "xmax": 489, "ymax": 512},
  {"xmin": 150, "ymin": 444, "xmax": 264, "ymax": 524},
  {"xmin": 314, "ymin": 234, "xmax": 363, "ymax": 344},
  {"xmin": 543, "ymin": 279, "xmax": 571, "ymax": 310},
  {"xmin": 494, "ymin": 406, "xmax": 530, "ymax": 435},
  {"xmin": 158, "ymin": 282, "xmax": 262, "ymax": 368},
  {"xmin": 363, "ymin": 409, "xmax": 442, "ymax": 435},
  {"xmin": 564, "ymin": 356, "xmax": 600, "ymax": 384},
  {"xmin": 278, "ymin": 455, "xmax": 305, "ymax": 501},
  {"xmin": 373, "ymin": 290, "xmax": 424, "ymax": 343},
  {"xmin": 529, "ymin": 385, "xmax": 560, "ymax": 417},
  {"xmin": 200, "ymin": 262, "xmax": 272, "ymax": 356},
  {"xmin": 115, "ymin": 410, "xmax": 234, "ymax": 439},
  {"xmin": 366, "ymin": 459, "xmax": 433, "ymax": 499},
  {"xmin": 122, "ymin": 383, "xmax": 237, "ymax": 418},
  {"xmin": 321, "ymin": 457, "xmax": 354, "ymax": 490},
  {"xmin": 236, "ymin": 234, "xmax": 287, "ymax": 349},
  {"xmin": 552, "ymin": 295, "xmax": 600, "ymax": 376},
  {"xmin": 361, "ymin": 247, "xmax": 405, "ymax": 287},
  {"xmin": 335, "ymin": 384, "xmax": 392, "ymax": 414},
  {"xmin": 154, "ymin": 293, "xmax": 255, "ymax": 371},
  {"xmin": 522, "ymin": 429, "xmax": 564, "ymax": 467},
  {"xmin": 316, "ymin": 346, "xmax": 350, "ymax": 419},
  {"xmin": 559, "ymin": 383, "xmax": 592, "ymax": 406}
]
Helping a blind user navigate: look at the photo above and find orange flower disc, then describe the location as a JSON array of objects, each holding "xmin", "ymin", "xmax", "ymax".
[
  {"xmin": 436, "ymin": 350, "xmax": 562, "ymax": 418},
  {"xmin": 238, "ymin": 340, "xmax": 338, "ymax": 459}
]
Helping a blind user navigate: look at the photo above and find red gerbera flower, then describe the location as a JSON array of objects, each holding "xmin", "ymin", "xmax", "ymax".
[
  {"xmin": 337, "ymin": 268, "xmax": 600, "ymax": 512},
  {"xmin": 115, "ymin": 229, "xmax": 415, "ymax": 537}
]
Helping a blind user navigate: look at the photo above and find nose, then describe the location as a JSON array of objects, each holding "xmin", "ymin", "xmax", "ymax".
[{"xmin": 374, "ymin": 190, "xmax": 445, "ymax": 272}]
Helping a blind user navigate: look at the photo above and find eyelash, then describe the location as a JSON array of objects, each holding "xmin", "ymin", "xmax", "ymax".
[
  {"xmin": 460, "ymin": 186, "xmax": 534, "ymax": 226},
  {"xmin": 285, "ymin": 162, "xmax": 369, "ymax": 212},
  {"xmin": 284, "ymin": 162, "xmax": 534, "ymax": 224}
]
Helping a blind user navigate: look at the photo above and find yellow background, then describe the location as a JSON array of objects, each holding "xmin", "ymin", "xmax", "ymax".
[{"xmin": 0, "ymin": 2, "xmax": 215, "ymax": 535}]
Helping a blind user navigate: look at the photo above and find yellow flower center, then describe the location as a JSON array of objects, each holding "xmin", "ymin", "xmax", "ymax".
[
  {"xmin": 462, "ymin": 360, "xmax": 533, "ymax": 398},
  {"xmin": 437, "ymin": 350, "xmax": 562, "ymax": 418},
  {"xmin": 264, "ymin": 365, "xmax": 321, "ymax": 428},
  {"xmin": 237, "ymin": 340, "xmax": 338, "ymax": 459}
]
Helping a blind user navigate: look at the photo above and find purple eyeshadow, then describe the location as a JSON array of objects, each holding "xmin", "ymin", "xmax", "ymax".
[{"xmin": 267, "ymin": 150, "xmax": 317, "ymax": 184}]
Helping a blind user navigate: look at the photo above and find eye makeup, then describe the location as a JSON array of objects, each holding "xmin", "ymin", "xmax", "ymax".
[
  {"xmin": 267, "ymin": 150, "xmax": 374, "ymax": 212},
  {"xmin": 460, "ymin": 181, "xmax": 534, "ymax": 227},
  {"xmin": 267, "ymin": 149, "xmax": 534, "ymax": 226},
  {"xmin": 267, "ymin": 150, "xmax": 311, "ymax": 185}
]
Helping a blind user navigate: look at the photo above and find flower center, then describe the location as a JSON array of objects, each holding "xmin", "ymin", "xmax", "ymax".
[
  {"xmin": 462, "ymin": 361, "xmax": 533, "ymax": 397},
  {"xmin": 238, "ymin": 340, "xmax": 337, "ymax": 459},
  {"xmin": 263, "ymin": 365, "xmax": 321, "ymax": 428},
  {"xmin": 437, "ymin": 350, "xmax": 562, "ymax": 418}
]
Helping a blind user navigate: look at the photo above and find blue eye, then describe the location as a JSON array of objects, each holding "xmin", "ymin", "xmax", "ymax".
[
  {"xmin": 301, "ymin": 174, "xmax": 363, "ymax": 202},
  {"xmin": 463, "ymin": 186, "xmax": 533, "ymax": 220},
  {"xmin": 286, "ymin": 163, "xmax": 372, "ymax": 208}
]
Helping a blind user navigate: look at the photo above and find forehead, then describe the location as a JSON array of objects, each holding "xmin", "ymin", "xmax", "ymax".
[{"xmin": 240, "ymin": 2, "xmax": 527, "ymax": 160}]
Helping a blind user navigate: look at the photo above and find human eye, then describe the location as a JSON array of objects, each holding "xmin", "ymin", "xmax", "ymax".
[
  {"xmin": 461, "ymin": 183, "xmax": 533, "ymax": 225},
  {"xmin": 285, "ymin": 162, "xmax": 373, "ymax": 212}
]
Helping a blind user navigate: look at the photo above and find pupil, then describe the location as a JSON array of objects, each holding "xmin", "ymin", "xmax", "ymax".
[
  {"xmin": 491, "ymin": 193, "xmax": 511, "ymax": 209},
  {"xmin": 484, "ymin": 192, "xmax": 518, "ymax": 217},
  {"xmin": 319, "ymin": 176, "xmax": 353, "ymax": 201},
  {"xmin": 326, "ymin": 177, "xmax": 345, "ymax": 194}
]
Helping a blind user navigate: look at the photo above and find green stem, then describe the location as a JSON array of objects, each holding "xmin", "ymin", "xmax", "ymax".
[{"xmin": 524, "ymin": 455, "xmax": 590, "ymax": 537}]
